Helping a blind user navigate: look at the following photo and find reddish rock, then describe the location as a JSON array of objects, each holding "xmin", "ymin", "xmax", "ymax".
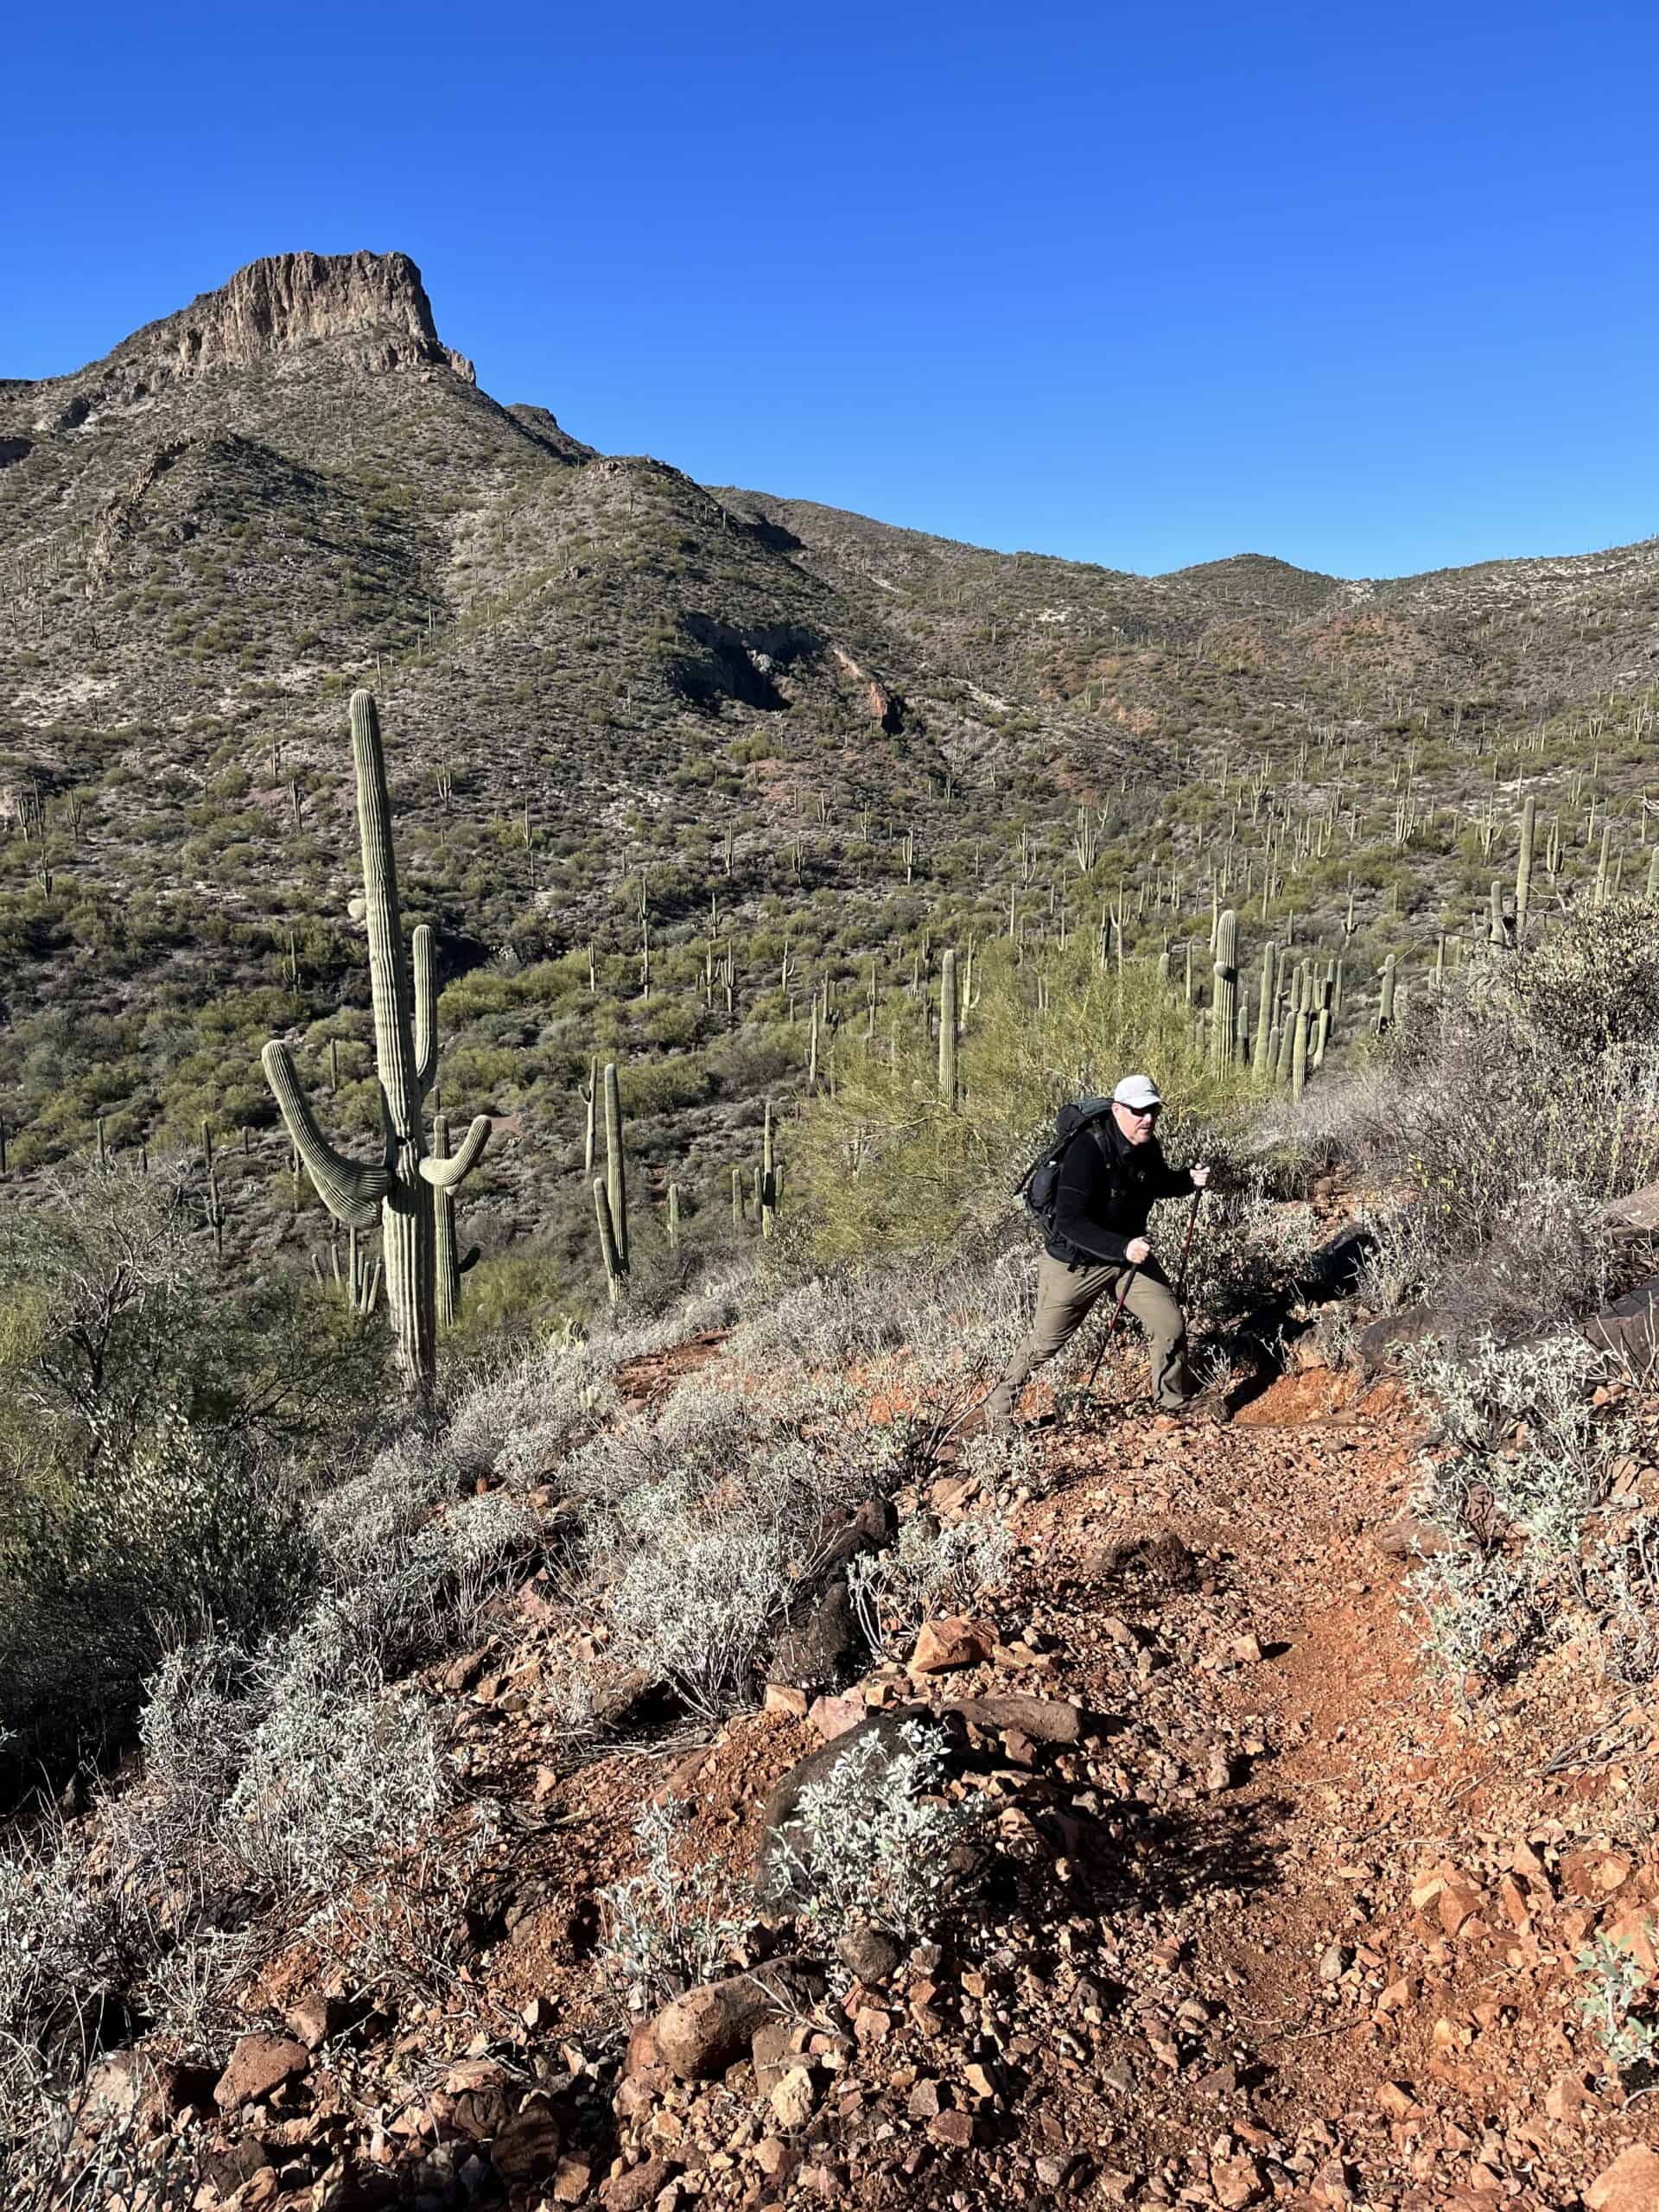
[
  {"xmin": 653, "ymin": 1966, "xmax": 812, "ymax": 2081},
  {"xmin": 600, "ymin": 2155, "xmax": 679, "ymax": 2211},
  {"xmin": 928, "ymin": 2108, "xmax": 976, "ymax": 2149},
  {"xmin": 806, "ymin": 1692, "xmax": 864, "ymax": 1740},
  {"xmin": 1587, "ymin": 2145, "xmax": 1659, "ymax": 2212},
  {"xmin": 214, "ymin": 2032, "xmax": 309, "ymax": 2111},
  {"xmin": 910, "ymin": 1618, "xmax": 994, "ymax": 1674}
]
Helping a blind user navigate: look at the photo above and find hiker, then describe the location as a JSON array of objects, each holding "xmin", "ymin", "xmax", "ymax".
[{"xmin": 987, "ymin": 1073, "xmax": 1220, "ymax": 1430}]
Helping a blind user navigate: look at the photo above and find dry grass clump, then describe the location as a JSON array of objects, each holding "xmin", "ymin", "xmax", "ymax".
[{"xmin": 1262, "ymin": 910, "xmax": 1659, "ymax": 1339}]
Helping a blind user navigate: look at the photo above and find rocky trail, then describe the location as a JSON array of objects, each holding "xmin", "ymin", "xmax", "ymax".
[{"xmin": 90, "ymin": 1339, "xmax": 1659, "ymax": 2212}]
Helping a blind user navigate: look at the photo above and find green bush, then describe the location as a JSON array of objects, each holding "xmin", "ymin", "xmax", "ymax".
[
  {"xmin": 0, "ymin": 1163, "xmax": 387, "ymax": 1765},
  {"xmin": 796, "ymin": 935, "xmax": 1258, "ymax": 1260}
]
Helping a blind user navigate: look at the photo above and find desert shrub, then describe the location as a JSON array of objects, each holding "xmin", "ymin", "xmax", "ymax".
[
  {"xmin": 0, "ymin": 1818, "xmax": 156, "ymax": 2156},
  {"xmin": 597, "ymin": 1800, "xmax": 747, "ymax": 2014},
  {"xmin": 0, "ymin": 1161, "xmax": 386, "ymax": 1765},
  {"xmin": 1274, "ymin": 924, "xmax": 1659, "ymax": 1334},
  {"xmin": 1506, "ymin": 901, "xmax": 1659, "ymax": 1058},
  {"xmin": 772, "ymin": 1717, "xmax": 982, "ymax": 1942},
  {"xmin": 1399, "ymin": 1330, "xmax": 1623, "ymax": 1694},
  {"xmin": 847, "ymin": 1513, "xmax": 1014, "ymax": 1657},
  {"xmin": 607, "ymin": 1523, "xmax": 793, "ymax": 1717},
  {"xmin": 443, "ymin": 1328, "xmax": 616, "ymax": 1489},
  {"xmin": 1405, "ymin": 1547, "xmax": 1549, "ymax": 1691},
  {"xmin": 1576, "ymin": 1928, "xmax": 1659, "ymax": 2077},
  {"xmin": 1407, "ymin": 1332, "xmax": 1619, "ymax": 1556},
  {"xmin": 218, "ymin": 1674, "xmax": 447, "ymax": 1894},
  {"xmin": 0, "ymin": 1408, "xmax": 313, "ymax": 1765}
]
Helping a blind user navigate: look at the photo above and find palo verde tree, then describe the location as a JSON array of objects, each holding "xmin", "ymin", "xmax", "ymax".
[{"xmin": 262, "ymin": 690, "xmax": 490, "ymax": 1395}]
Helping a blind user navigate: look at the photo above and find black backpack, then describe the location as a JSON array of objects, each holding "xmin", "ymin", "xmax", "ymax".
[{"xmin": 1015, "ymin": 1095, "xmax": 1116, "ymax": 1239}]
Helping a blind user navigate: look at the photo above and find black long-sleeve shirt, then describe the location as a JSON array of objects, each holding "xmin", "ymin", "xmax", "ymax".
[{"xmin": 1047, "ymin": 1111, "xmax": 1195, "ymax": 1267}]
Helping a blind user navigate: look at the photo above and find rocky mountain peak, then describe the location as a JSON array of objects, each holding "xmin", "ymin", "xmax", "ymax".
[
  {"xmin": 156, "ymin": 249, "xmax": 474, "ymax": 383},
  {"xmin": 11, "ymin": 250, "xmax": 474, "ymax": 431}
]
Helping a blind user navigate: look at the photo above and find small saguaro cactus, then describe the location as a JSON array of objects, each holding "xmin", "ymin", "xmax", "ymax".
[
  {"xmin": 1292, "ymin": 1007, "xmax": 1310, "ymax": 1102},
  {"xmin": 938, "ymin": 950, "xmax": 959, "ymax": 1107},
  {"xmin": 1516, "ymin": 795, "xmax": 1536, "ymax": 943},
  {"xmin": 761, "ymin": 1099, "xmax": 778, "ymax": 1239},
  {"xmin": 606, "ymin": 1068, "xmax": 629, "ymax": 1266},
  {"xmin": 1377, "ymin": 953, "xmax": 1397, "ymax": 1035},
  {"xmin": 1211, "ymin": 910, "xmax": 1238, "ymax": 1072},
  {"xmin": 1252, "ymin": 943, "xmax": 1275, "ymax": 1077},
  {"xmin": 593, "ymin": 1178, "xmax": 624, "ymax": 1303},
  {"xmin": 262, "ymin": 690, "xmax": 490, "ymax": 1397}
]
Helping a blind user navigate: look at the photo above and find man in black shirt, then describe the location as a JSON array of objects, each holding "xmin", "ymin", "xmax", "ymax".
[{"xmin": 987, "ymin": 1072, "xmax": 1217, "ymax": 1429}]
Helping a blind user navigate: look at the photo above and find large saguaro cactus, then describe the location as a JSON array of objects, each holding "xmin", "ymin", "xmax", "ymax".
[{"xmin": 263, "ymin": 690, "xmax": 490, "ymax": 1395}]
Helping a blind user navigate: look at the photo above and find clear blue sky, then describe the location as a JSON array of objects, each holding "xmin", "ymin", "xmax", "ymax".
[{"xmin": 5, "ymin": 1, "xmax": 1656, "ymax": 580}]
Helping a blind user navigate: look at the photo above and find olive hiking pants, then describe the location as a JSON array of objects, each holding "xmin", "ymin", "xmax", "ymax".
[{"xmin": 988, "ymin": 1251, "xmax": 1191, "ymax": 1421}]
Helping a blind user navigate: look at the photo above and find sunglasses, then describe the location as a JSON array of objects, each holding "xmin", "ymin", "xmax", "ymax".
[{"xmin": 1120, "ymin": 1103, "xmax": 1160, "ymax": 1120}]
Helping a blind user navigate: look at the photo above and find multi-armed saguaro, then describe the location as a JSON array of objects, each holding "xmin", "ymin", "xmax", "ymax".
[{"xmin": 263, "ymin": 690, "xmax": 490, "ymax": 1395}]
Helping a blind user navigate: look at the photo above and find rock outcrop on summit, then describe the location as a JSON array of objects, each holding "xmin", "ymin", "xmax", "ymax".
[{"xmin": 8, "ymin": 249, "xmax": 474, "ymax": 429}]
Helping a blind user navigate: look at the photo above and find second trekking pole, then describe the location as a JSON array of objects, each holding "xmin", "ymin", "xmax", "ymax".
[{"xmin": 1174, "ymin": 1187, "xmax": 1204, "ymax": 1306}]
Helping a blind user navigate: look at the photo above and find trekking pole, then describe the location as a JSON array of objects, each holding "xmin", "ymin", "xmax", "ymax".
[
  {"xmin": 1174, "ymin": 1187, "xmax": 1204, "ymax": 1306},
  {"xmin": 1083, "ymin": 1266, "xmax": 1138, "ymax": 1402}
]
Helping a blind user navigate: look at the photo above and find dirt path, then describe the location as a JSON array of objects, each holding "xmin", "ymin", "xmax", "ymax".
[{"xmin": 990, "ymin": 1363, "xmax": 1659, "ymax": 2207}]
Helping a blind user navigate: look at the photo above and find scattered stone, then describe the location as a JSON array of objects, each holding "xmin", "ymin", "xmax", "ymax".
[
  {"xmin": 764, "ymin": 1683, "xmax": 809, "ymax": 1719},
  {"xmin": 910, "ymin": 1617, "xmax": 995, "ymax": 1674},
  {"xmin": 600, "ymin": 2155, "xmax": 679, "ymax": 2212},
  {"xmin": 769, "ymin": 2065, "xmax": 817, "ymax": 2131},
  {"xmin": 1584, "ymin": 1281, "xmax": 1659, "ymax": 1376},
  {"xmin": 806, "ymin": 1692, "xmax": 865, "ymax": 1740},
  {"xmin": 940, "ymin": 1694, "xmax": 1085, "ymax": 1744},
  {"xmin": 552, "ymin": 2155, "xmax": 594, "ymax": 2202},
  {"xmin": 284, "ymin": 1991, "xmax": 350, "ymax": 2050},
  {"xmin": 907, "ymin": 2078, "xmax": 944, "ymax": 2120},
  {"xmin": 928, "ymin": 2109, "xmax": 975, "ymax": 2149},
  {"xmin": 214, "ymin": 2032, "xmax": 309, "ymax": 2111}
]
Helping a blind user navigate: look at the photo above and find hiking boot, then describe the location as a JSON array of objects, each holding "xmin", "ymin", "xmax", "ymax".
[
  {"xmin": 957, "ymin": 1401, "xmax": 1016, "ymax": 1442},
  {"xmin": 1162, "ymin": 1389, "xmax": 1231, "ymax": 1427}
]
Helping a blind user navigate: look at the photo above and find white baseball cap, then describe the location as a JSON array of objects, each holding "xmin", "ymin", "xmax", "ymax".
[{"xmin": 1112, "ymin": 1074, "xmax": 1162, "ymax": 1110}]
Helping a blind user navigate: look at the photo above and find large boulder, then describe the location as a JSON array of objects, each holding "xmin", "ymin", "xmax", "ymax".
[{"xmin": 1356, "ymin": 1306, "xmax": 1456, "ymax": 1375}]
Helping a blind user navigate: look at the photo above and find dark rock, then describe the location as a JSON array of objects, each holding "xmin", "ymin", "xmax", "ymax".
[
  {"xmin": 770, "ymin": 1579, "xmax": 862, "ymax": 1692},
  {"xmin": 940, "ymin": 1694, "xmax": 1085, "ymax": 1745},
  {"xmin": 836, "ymin": 1923, "xmax": 904, "ymax": 1983},
  {"xmin": 819, "ymin": 1496, "xmax": 895, "ymax": 1573},
  {"xmin": 1356, "ymin": 1306, "xmax": 1454, "ymax": 1373},
  {"xmin": 1584, "ymin": 1279, "xmax": 1659, "ymax": 1376},
  {"xmin": 491, "ymin": 2094, "xmax": 566, "ymax": 2192}
]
